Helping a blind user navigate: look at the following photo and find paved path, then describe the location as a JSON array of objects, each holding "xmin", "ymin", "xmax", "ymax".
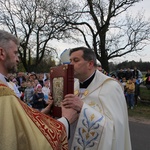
[{"xmin": 129, "ymin": 121, "xmax": 150, "ymax": 150}]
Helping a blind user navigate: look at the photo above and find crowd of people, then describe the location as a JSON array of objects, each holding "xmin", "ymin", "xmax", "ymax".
[
  {"xmin": 111, "ymin": 67, "xmax": 141, "ymax": 109},
  {"xmin": 118, "ymin": 68, "xmax": 149, "ymax": 107},
  {"xmin": 7, "ymin": 72, "xmax": 51, "ymax": 110},
  {"xmin": 98, "ymin": 65, "xmax": 150, "ymax": 109},
  {"xmin": 7, "ymin": 65, "xmax": 148, "ymax": 111},
  {"xmin": 6, "ymin": 49, "xmax": 149, "ymax": 112}
]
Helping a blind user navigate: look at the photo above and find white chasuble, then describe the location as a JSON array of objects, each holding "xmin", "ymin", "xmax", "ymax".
[{"xmin": 70, "ymin": 71, "xmax": 131, "ymax": 150}]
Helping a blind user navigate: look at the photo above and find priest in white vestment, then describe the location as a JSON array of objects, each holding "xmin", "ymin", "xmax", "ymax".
[{"xmin": 62, "ymin": 47, "xmax": 132, "ymax": 150}]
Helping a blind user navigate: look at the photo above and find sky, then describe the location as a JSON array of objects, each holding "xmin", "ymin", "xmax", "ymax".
[
  {"xmin": 54, "ymin": 0, "xmax": 150, "ymax": 64},
  {"xmin": 114, "ymin": 0, "xmax": 150, "ymax": 63}
]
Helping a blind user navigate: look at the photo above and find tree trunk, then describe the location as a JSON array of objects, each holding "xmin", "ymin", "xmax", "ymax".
[{"xmin": 100, "ymin": 34, "xmax": 109, "ymax": 73}]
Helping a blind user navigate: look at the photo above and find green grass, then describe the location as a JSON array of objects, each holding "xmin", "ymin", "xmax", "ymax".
[
  {"xmin": 128, "ymin": 103, "xmax": 150, "ymax": 120},
  {"xmin": 140, "ymin": 86, "xmax": 150, "ymax": 101}
]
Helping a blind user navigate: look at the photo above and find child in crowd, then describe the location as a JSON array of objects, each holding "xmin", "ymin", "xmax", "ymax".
[
  {"xmin": 126, "ymin": 78, "xmax": 135, "ymax": 109},
  {"xmin": 32, "ymin": 84, "xmax": 45, "ymax": 111},
  {"xmin": 42, "ymin": 79, "xmax": 50, "ymax": 105}
]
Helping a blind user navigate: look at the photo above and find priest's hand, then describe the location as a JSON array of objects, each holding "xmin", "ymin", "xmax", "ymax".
[{"xmin": 62, "ymin": 94, "xmax": 83, "ymax": 113}]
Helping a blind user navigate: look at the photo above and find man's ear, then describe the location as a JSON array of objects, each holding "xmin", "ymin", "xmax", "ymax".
[
  {"xmin": 0, "ymin": 47, "xmax": 6, "ymax": 60},
  {"xmin": 88, "ymin": 60, "xmax": 94, "ymax": 69}
]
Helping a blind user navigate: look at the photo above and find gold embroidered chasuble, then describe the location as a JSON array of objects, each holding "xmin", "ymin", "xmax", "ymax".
[{"xmin": 0, "ymin": 83, "xmax": 68, "ymax": 150}]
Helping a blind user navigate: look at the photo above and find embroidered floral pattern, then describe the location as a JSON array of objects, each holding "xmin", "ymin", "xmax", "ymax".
[{"xmin": 74, "ymin": 108, "xmax": 104, "ymax": 149}]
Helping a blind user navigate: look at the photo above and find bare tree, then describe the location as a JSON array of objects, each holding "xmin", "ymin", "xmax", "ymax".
[
  {"xmin": 58, "ymin": 0, "xmax": 150, "ymax": 72},
  {"xmin": 0, "ymin": 0, "xmax": 71, "ymax": 72}
]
